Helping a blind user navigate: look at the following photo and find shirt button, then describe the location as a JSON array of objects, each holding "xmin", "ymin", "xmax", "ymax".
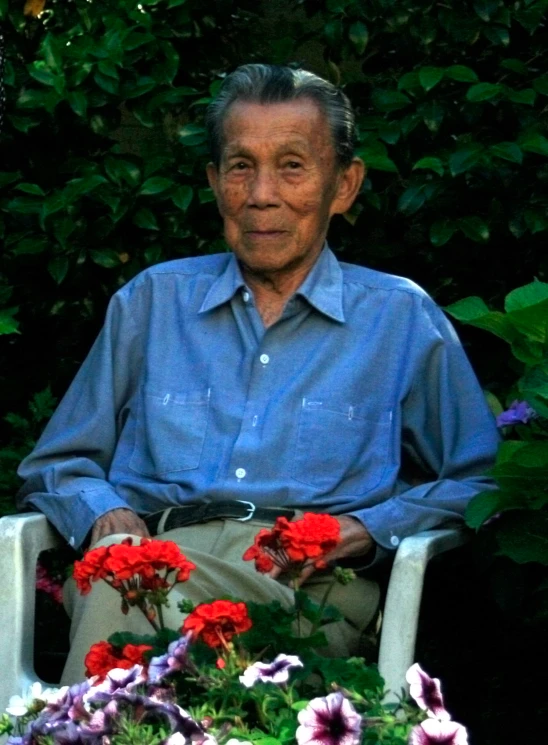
[
  {"xmin": 242, "ymin": 291, "xmax": 250, "ymax": 302},
  {"xmin": 259, "ymin": 354, "xmax": 270, "ymax": 364},
  {"xmin": 235, "ymin": 468, "xmax": 247, "ymax": 479},
  {"xmin": 390, "ymin": 536, "xmax": 400, "ymax": 547}
]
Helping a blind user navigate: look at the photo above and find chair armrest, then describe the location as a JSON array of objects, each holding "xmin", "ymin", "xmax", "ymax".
[
  {"xmin": 378, "ymin": 528, "xmax": 470, "ymax": 703},
  {"xmin": 0, "ymin": 513, "xmax": 62, "ymax": 712}
]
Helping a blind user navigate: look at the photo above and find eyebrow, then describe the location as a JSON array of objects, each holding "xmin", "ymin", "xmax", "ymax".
[{"xmin": 223, "ymin": 140, "xmax": 311, "ymax": 159}]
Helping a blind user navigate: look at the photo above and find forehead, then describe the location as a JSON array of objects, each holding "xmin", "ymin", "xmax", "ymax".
[{"xmin": 220, "ymin": 99, "xmax": 335, "ymax": 158}]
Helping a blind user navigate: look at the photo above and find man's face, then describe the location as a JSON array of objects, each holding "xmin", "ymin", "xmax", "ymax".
[{"xmin": 207, "ymin": 99, "xmax": 360, "ymax": 277}]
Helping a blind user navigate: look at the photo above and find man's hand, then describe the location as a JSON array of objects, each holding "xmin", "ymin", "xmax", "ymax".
[
  {"xmin": 267, "ymin": 515, "xmax": 374, "ymax": 584},
  {"xmin": 89, "ymin": 508, "xmax": 150, "ymax": 547}
]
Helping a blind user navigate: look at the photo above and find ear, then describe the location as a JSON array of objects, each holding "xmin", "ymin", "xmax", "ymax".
[
  {"xmin": 329, "ymin": 157, "xmax": 366, "ymax": 217},
  {"xmin": 206, "ymin": 162, "xmax": 219, "ymax": 200}
]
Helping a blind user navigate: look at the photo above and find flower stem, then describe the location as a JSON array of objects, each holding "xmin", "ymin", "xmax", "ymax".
[{"xmin": 309, "ymin": 577, "xmax": 336, "ymax": 637}]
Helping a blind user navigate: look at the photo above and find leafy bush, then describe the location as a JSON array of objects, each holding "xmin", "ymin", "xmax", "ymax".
[{"xmin": 1, "ymin": 0, "xmax": 547, "ymax": 509}]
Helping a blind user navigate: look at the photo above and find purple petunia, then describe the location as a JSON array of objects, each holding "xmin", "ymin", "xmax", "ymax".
[
  {"xmin": 406, "ymin": 664, "xmax": 450, "ymax": 721},
  {"xmin": 296, "ymin": 691, "xmax": 362, "ymax": 745},
  {"xmin": 496, "ymin": 400, "xmax": 536, "ymax": 427},
  {"xmin": 148, "ymin": 634, "xmax": 193, "ymax": 684},
  {"xmin": 239, "ymin": 653, "xmax": 303, "ymax": 688},
  {"xmin": 408, "ymin": 719, "xmax": 468, "ymax": 745}
]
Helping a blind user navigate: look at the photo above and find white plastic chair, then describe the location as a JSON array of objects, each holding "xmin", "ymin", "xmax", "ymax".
[{"xmin": 0, "ymin": 512, "xmax": 468, "ymax": 711}]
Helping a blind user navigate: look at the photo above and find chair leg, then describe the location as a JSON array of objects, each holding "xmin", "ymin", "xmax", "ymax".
[{"xmin": 0, "ymin": 514, "xmax": 61, "ymax": 712}]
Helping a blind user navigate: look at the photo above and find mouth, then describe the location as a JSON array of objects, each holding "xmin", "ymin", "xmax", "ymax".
[{"xmin": 245, "ymin": 230, "xmax": 288, "ymax": 237}]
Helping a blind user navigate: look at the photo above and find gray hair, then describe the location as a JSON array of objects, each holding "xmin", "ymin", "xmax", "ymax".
[{"xmin": 205, "ymin": 64, "xmax": 357, "ymax": 169}]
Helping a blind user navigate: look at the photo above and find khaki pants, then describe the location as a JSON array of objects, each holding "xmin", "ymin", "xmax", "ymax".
[{"xmin": 62, "ymin": 516, "xmax": 380, "ymax": 684}]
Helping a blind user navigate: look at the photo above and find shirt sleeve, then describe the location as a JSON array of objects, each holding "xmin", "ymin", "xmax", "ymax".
[
  {"xmin": 347, "ymin": 295, "xmax": 500, "ymax": 560},
  {"xmin": 17, "ymin": 287, "xmax": 143, "ymax": 549}
]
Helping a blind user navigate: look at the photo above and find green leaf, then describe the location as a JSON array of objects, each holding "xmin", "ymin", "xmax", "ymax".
[
  {"xmin": 445, "ymin": 297, "xmax": 516, "ymax": 342},
  {"xmin": 496, "ymin": 511, "xmax": 548, "ymax": 565},
  {"xmin": 124, "ymin": 77, "xmax": 157, "ymax": 99},
  {"xmin": 465, "ymin": 490, "xmax": 525, "ymax": 529},
  {"xmin": 348, "ymin": 21, "xmax": 368, "ymax": 55},
  {"xmin": 377, "ymin": 121, "xmax": 400, "ymax": 145},
  {"xmin": 133, "ymin": 207, "xmax": 159, "ymax": 230},
  {"xmin": 324, "ymin": 19, "xmax": 343, "ymax": 48},
  {"xmin": 198, "ymin": 188, "xmax": 216, "ymax": 204},
  {"xmin": 12, "ymin": 237, "xmax": 49, "ymax": 255},
  {"xmin": 506, "ymin": 87, "xmax": 536, "ymax": 105},
  {"xmin": 430, "ymin": 221, "xmax": 456, "ymax": 246},
  {"xmin": 483, "ymin": 26, "xmax": 510, "ymax": 46},
  {"xmin": 413, "ymin": 157, "xmax": 444, "ymax": 177},
  {"xmin": 172, "ymin": 185, "xmax": 193, "ymax": 212},
  {"xmin": 139, "ymin": 177, "xmax": 174, "ymax": 196},
  {"xmin": 397, "ymin": 185, "xmax": 427, "ymax": 215},
  {"xmin": 89, "ymin": 249, "xmax": 122, "ymax": 268},
  {"xmin": 8, "ymin": 196, "xmax": 43, "ymax": 214},
  {"xmin": 459, "ymin": 216, "xmax": 490, "ymax": 242},
  {"xmin": 473, "ymin": 0, "xmax": 500, "ymax": 21},
  {"xmin": 15, "ymin": 183, "xmax": 46, "ymax": 196},
  {"xmin": 445, "ymin": 65, "xmax": 479, "ymax": 82},
  {"xmin": 97, "ymin": 60, "xmax": 119, "ymax": 80},
  {"xmin": 500, "ymin": 58, "xmax": 529, "ymax": 75},
  {"xmin": 94, "ymin": 72, "xmax": 119, "ymax": 95},
  {"xmin": 505, "ymin": 280, "xmax": 548, "ymax": 312},
  {"xmin": 104, "ymin": 157, "xmax": 141, "ymax": 188},
  {"xmin": 524, "ymin": 209, "xmax": 548, "ymax": 234},
  {"xmin": 178, "ymin": 123, "xmax": 207, "ymax": 146},
  {"xmin": 67, "ymin": 91, "xmax": 88, "ymax": 118},
  {"xmin": 0, "ymin": 172, "xmax": 22, "ymax": 189},
  {"xmin": 489, "ymin": 142, "xmax": 523, "ymax": 164},
  {"xmin": 0, "ymin": 308, "xmax": 20, "ymax": 335},
  {"xmin": 520, "ymin": 133, "xmax": 548, "ymax": 157},
  {"xmin": 397, "ymin": 71, "xmax": 421, "ymax": 92},
  {"xmin": 48, "ymin": 256, "xmax": 69, "ymax": 284},
  {"xmin": 419, "ymin": 100, "xmax": 445, "ymax": 133},
  {"xmin": 466, "ymin": 82, "xmax": 503, "ymax": 102},
  {"xmin": 371, "ymin": 90, "xmax": 411, "ymax": 113},
  {"xmin": 533, "ymin": 75, "xmax": 548, "ymax": 96},
  {"xmin": 418, "ymin": 66, "xmax": 444, "ymax": 91},
  {"xmin": 449, "ymin": 144, "xmax": 483, "ymax": 176}
]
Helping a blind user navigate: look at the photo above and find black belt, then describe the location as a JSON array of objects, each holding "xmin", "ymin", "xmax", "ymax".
[{"xmin": 144, "ymin": 501, "xmax": 295, "ymax": 536}]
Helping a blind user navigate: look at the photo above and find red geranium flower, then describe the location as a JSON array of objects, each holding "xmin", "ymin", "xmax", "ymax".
[
  {"xmin": 243, "ymin": 513, "xmax": 341, "ymax": 574},
  {"xmin": 73, "ymin": 538, "xmax": 196, "ymax": 632},
  {"xmin": 84, "ymin": 640, "xmax": 152, "ymax": 680},
  {"xmin": 73, "ymin": 545, "xmax": 110, "ymax": 595},
  {"xmin": 182, "ymin": 599, "xmax": 252, "ymax": 648}
]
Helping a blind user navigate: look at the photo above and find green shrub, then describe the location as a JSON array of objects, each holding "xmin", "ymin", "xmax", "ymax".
[{"xmin": 1, "ymin": 0, "xmax": 548, "ymax": 508}]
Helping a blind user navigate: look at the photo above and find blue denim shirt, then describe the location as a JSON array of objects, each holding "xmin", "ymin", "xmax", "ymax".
[{"xmin": 18, "ymin": 247, "xmax": 500, "ymax": 552}]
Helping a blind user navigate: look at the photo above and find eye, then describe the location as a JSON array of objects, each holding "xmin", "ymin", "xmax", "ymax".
[
  {"xmin": 284, "ymin": 161, "xmax": 303, "ymax": 170},
  {"xmin": 231, "ymin": 162, "xmax": 249, "ymax": 171}
]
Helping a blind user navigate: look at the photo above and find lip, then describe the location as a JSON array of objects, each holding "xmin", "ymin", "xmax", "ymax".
[{"xmin": 245, "ymin": 230, "xmax": 287, "ymax": 236}]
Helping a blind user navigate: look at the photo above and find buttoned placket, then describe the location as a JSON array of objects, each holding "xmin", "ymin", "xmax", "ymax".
[{"xmin": 227, "ymin": 290, "xmax": 307, "ymax": 487}]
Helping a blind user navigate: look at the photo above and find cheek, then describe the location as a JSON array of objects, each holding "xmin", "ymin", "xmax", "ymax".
[{"xmin": 218, "ymin": 185, "xmax": 247, "ymax": 216}]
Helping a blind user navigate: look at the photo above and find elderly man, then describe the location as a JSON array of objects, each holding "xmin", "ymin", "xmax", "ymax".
[{"xmin": 18, "ymin": 64, "xmax": 499, "ymax": 682}]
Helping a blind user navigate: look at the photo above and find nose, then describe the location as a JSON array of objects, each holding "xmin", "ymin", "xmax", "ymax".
[{"xmin": 246, "ymin": 166, "xmax": 280, "ymax": 209}]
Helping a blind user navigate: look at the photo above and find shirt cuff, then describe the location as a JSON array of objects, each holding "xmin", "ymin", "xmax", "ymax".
[{"xmin": 26, "ymin": 488, "xmax": 129, "ymax": 550}]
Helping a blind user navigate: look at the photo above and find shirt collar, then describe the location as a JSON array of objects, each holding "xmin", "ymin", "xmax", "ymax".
[
  {"xmin": 295, "ymin": 245, "xmax": 345, "ymax": 323},
  {"xmin": 199, "ymin": 244, "xmax": 345, "ymax": 323},
  {"xmin": 199, "ymin": 254, "xmax": 246, "ymax": 313}
]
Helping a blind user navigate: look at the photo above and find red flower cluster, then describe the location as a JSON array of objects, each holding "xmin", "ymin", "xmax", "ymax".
[
  {"xmin": 73, "ymin": 537, "xmax": 196, "ymax": 595},
  {"xmin": 73, "ymin": 538, "xmax": 196, "ymax": 630},
  {"xmin": 182, "ymin": 600, "xmax": 252, "ymax": 649},
  {"xmin": 243, "ymin": 512, "xmax": 341, "ymax": 574},
  {"xmin": 84, "ymin": 640, "xmax": 152, "ymax": 680}
]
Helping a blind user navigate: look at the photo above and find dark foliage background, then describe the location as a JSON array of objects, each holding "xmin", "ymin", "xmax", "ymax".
[{"xmin": 1, "ymin": 2, "xmax": 548, "ymax": 743}]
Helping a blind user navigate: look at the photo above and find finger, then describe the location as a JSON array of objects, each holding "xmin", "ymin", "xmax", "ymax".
[
  {"xmin": 296, "ymin": 564, "xmax": 316, "ymax": 585},
  {"xmin": 268, "ymin": 565, "xmax": 283, "ymax": 580}
]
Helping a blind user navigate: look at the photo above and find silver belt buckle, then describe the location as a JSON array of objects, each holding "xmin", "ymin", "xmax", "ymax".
[{"xmin": 235, "ymin": 500, "xmax": 256, "ymax": 521}]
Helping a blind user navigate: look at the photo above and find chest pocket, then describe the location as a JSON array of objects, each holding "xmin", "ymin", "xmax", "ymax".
[
  {"xmin": 291, "ymin": 398, "xmax": 392, "ymax": 493},
  {"xmin": 129, "ymin": 387, "xmax": 210, "ymax": 477}
]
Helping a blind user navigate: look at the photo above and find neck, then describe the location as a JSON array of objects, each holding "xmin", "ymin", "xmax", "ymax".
[{"xmin": 241, "ymin": 254, "xmax": 320, "ymax": 328}]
